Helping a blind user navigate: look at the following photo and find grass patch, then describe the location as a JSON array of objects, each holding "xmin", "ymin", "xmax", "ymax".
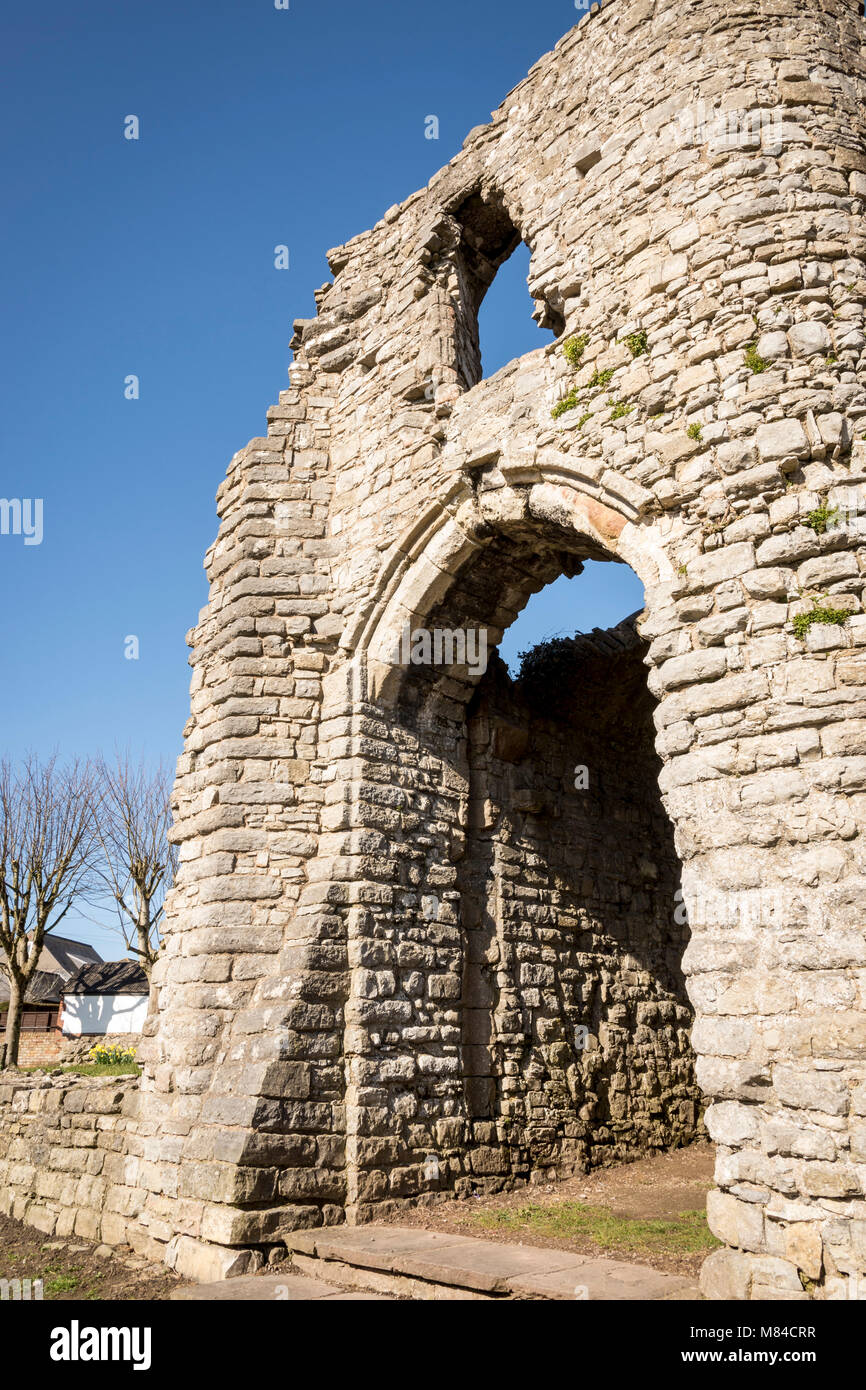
[
  {"xmin": 472, "ymin": 1202, "xmax": 721, "ymax": 1256},
  {"xmin": 62, "ymin": 1064, "xmax": 140, "ymax": 1077},
  {"xmin": 686, "ymin": 422, "xmax": 703, "ymax": 441},
  {"xmin": 44, "ymin": 1273, "xmax": 78, "ymax": 1296}
]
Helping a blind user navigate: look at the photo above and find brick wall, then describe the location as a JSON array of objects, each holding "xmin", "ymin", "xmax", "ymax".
[{"xmin": 9, "ymin": 1031, "xmax": 142, "ymax": 1069}]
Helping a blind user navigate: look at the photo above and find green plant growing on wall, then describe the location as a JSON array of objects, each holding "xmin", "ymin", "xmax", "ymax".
[
  {"xmin": 791, "ymin": 596, "xmax": 850, "ymax": 640},
  {"xmin": 686, "ymin": 422, "xmax": 703, "ymax": 441},
  {"xmin": 624, "ymin": 329, "xmax": 648, "ymax": 358},
  {"xmin": 804, "ymin": 501, "xmax": 839, "ymax": 535},
  {"xmin": 610, "ymin": 400, "xmax": 634, "ymax": 420},
  {"xmin": 563, "ymin": 333, "xmax": 589, "ymax": 367},
  {"xmin": 744, "ymin": 343, "xmax": 769, "ymax": 374},
  {"xmin": 577, "ymin": 411, "xmax": 592, "ymax": 429},
  {"xmin": 552, "ymin": 388, "xmax": 581, "ymax": 420},
  {"xmin": 588, "ymin": 366, "xmax": 615, "ymax": 390}
]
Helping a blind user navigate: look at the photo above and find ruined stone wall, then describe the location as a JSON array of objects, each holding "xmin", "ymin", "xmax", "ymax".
[{"xmin": 11, "ymin": 0, "xmax": 863, "ymax": 1298}]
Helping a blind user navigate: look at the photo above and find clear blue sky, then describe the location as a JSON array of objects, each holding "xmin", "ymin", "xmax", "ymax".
[{"xmin": 1, "ymin": 0, "xmax": 641, "ymax": 954}]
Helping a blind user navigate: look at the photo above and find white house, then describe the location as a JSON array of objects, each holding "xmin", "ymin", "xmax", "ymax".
[{"xmin": 61, "ymin": 962, "xmax": 149, "ymax": 1037}]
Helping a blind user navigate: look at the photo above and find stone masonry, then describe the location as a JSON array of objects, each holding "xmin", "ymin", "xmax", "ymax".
[{"xmin": 3, "ymin": 0, "xmax": 866, "ymax": 1299}]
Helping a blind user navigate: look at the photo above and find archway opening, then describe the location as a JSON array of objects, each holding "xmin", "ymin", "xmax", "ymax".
[
  {"xmin": 356, "ymin": 509, "xmax": 700, "ymax": 1205},
  {"xmin": 476, "ymin": 241, "xmax": 555, "ymax": 381},
  {"xmin": 447, "ymin": 188, "xmax": 562, "ymax": 389},
  {"xmin": 460, "ymin": 591, "xmax": 697, "ymax": 1178}
]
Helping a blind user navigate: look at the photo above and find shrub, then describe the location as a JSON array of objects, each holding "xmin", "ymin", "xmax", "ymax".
[
  {"xmin": 563, "ymin": 333, "xmax": 589, "ymax": 367},
  {"xmin": 744, "ymin": 343, "xmax": 769, "ymax": 374},
  {"xmin": 624, "ymin": 330, "xmax": 648, "ymax": 358},
  {"xmin": 552, "ymin": 389, "xmax": 581, "ymax": 420},
  {"xmin": 804, "ymin": 502, "xmax": 839, "ymax": 535},
  {"xmin": 588, "ymin": 366, "xmax": 615, "ymax": 390},
  {"xmin": 792, "ymin": 598, "xmax": 850, "ymax": 640}
]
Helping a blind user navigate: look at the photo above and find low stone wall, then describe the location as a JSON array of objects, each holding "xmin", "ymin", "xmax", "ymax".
[
  {"xmin": 0, "ymin": 1073, "xmax": 142, "ymax": 1246},
  {"xmin": 0, "ymin": 1072, "xmax": 264, "ymax": 1282}
]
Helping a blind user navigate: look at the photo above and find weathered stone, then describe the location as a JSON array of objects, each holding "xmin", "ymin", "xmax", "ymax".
[{"xmin": 756, "ymin": 419, "xmax": 810, "ymax": 465}]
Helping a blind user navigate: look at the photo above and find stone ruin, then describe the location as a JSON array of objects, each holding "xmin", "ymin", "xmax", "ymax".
[{"xmin": 2, "ymin": 0, "xmax": 866, "ymax": 1300}]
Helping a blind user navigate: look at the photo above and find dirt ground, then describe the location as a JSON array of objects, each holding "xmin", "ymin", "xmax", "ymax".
[
  {"xmin": 0, "ymin": 1213, "xmax": 184, "ymax": 1301},
  {"xmin": 383, "ymin": 1141, "xmax": 718, "ymax": 1280}
]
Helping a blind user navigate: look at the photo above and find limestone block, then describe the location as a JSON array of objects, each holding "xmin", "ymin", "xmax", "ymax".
[
  {"xmin": 756, "ymin": 419, "xmax": 810, "ymax": 465},
  {"xmin": 706, "ymin": 1190, "xmax": 765, "ymax": 1252},
  {"xmin": 773, "ymin": 1068, "xmax": 847, "ymax": 1116},
  {"xmin": 165, "ymin": 1235, "xmax": 260, "ymax": 1283},
  {"xmin": 701, "ymin": 1248, "xmax": 753, "ymax": 1301},
  {"xmin": 788, "ymin": 322, "xmax": 832, "ymax": 357}
]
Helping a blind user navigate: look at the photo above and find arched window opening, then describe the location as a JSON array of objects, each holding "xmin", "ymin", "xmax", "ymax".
[
  {"xmin": 449, "ymin": 189, "xmax": 562, "ymax": 389},
  {"xmin": 477, "ymin": 242, "xmax": 554, "ymax": 381}
]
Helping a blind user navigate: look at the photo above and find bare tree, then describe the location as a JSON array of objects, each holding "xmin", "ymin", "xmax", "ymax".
[
  {"xmin": 91, "ymin": 755, "xmax": 177, "ymax": 977},
  {"xmin": 0, "ymin": 755, "xmax": 99, "ymax": 1068}
]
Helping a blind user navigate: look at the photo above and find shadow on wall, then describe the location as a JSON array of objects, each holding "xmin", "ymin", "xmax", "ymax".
[
  {"xmin": 459, "ymin": 621, "xmax": 698, "ymax": 1177},
  {"xmin": 62, "ymin": 993, "xmax": 148, "ymax": 1037}
]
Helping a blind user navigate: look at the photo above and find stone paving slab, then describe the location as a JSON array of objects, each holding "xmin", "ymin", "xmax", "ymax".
[
  {"xmin": 307, "ymin": 1227, "xmax": 481, "ymax": 1277},
  {"xmin": 508, "ymin": 1259, "xmax": 698, "ymax": 1301},
  {"xmin": 171, "ymin": 1272, "xmax": 390, "ymax": 1301},
  {"xmin": 396, "ymin": 1240, "xmax": 590, "ymax": 1295},
  {"xmin": 285, "ymin": 1226, "xmax": 700, "ymax": 1300}
]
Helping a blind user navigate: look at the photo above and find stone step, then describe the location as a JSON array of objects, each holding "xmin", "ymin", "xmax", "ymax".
[
  {"xmin": 171, "ymin": 1272, "xmax": 391, "ymax": 1301},
  {"xmin": 284, "ymin": 1226, "xmax": 701, "ymax": 1301}
]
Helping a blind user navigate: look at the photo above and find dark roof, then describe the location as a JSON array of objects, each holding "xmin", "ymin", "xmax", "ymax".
[
  {"xmin": 63, "ymin": 961, "xmax": 149, "ymax": 995},
  {"xmin": 0, "ymin": 969, "xmax": 64, "ymax": 1006},
  {"xmin": 35, "ymin": 934, "xmax": 103, "ymax": 978}
]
